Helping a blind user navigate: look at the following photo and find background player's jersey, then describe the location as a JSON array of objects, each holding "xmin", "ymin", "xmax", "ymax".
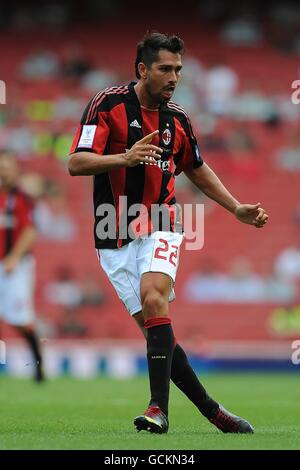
[
  {"xmin": 0, "ymin": 187, "xmax": 34, "ymax": 259},
  {"xmin": 70, "ymin": 82, "xmax": 203, "ymax": 249}
]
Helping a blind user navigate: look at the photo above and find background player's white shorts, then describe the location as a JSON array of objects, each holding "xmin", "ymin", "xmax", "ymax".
[
  {"xmin": 0, "ymin": 256, "xmax": 35, "ymax": 326},
  {"xmin": 97, "ymin": 231, "xmax": 184, "ymax": 316}
]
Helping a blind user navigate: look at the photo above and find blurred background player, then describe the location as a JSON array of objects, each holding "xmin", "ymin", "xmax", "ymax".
[{"xmin": 0, "ymin": 150, "xmax": 44, "ymax": 382}]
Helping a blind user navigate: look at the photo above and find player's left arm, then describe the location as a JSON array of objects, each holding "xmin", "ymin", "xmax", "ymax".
[
  {"xmin": 3, "ymin": 193, "xmax": 37, "ymax": 274},
  {"xmin": 3, "ymin": 225, "xmax": 37, "ymax": 273},
  {"xmin": 184, "ymin": 162, "xmax": 269, "ymax": 228}
]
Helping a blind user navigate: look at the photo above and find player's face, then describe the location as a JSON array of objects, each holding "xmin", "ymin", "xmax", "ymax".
[
  {"xmin": 144, "ymin": 50, "xmax": 182, "ymax": 104},
  {"xmin": 0, "ymin": 155, "xmax": 18, "ymax": 187}
]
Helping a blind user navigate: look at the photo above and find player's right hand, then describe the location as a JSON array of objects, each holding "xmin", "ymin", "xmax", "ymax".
[
  {"xmin": 123, "ymin": 130, "xmax": 163, "ymax": 167},
  {"xmin": 234, "ymin": 202, "xmax": 269, "ymax": 228}
]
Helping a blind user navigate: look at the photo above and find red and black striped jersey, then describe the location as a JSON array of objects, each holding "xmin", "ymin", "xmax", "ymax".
[
  {"xmin": 0, "ymin": 187, "xmax": 34, "ymax": 259},
  {"xmin": 70, "ymin": 82, "xmax": 203, "ymax": 249}
]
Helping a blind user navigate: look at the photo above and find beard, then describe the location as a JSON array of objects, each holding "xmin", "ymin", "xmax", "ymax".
[{"xmin": 145, "ymin": 82, "xmax": 170, "ymax": 105}]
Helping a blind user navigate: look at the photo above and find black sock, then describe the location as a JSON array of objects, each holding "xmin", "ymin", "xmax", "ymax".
[
  {"xmin": 22, "ymin": 330, "xmax": 43, "ymax": 371},
  {"xmin": 171, "ymin": 343, "xmax": 219, "ymax": 418},
  {"xmin": 146, "ymin": 321, "xmax": 175, "ymax": 417}
]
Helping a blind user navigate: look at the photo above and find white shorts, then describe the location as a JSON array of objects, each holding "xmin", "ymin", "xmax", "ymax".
[
  {"xmin": 97, "ymin": 231, "xmax": 184, "ymax": 316},
  {"xmin": 0, "ymin": 256, "xmax": 35, "ymax": 326}
]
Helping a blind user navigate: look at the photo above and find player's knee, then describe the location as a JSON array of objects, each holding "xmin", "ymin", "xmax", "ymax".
[{"xmin": 142, "ymin": 290, "xmax": 168, "ymax": 318}]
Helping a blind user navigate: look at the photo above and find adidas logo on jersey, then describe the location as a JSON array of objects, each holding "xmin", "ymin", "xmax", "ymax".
[{"xmin": 130, "ymin": 119, "xmax": 142, "ymax": 128}]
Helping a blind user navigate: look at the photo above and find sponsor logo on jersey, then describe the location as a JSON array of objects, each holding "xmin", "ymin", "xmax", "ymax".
[{"xmin": 125, "ymin": 149, "xmax": 170, "ymax": 171}]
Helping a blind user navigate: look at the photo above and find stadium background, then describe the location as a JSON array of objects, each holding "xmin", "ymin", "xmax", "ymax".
[{"xmin": 0, "ymin": 0, "xmax": 300, "ymax": 379}]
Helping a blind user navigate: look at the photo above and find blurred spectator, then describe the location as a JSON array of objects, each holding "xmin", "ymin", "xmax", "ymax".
[
  {"xmin": 35, "ymin": 180, "xmax": 77, "ymax": 242},
  {"xmin": 54, "ymin": 93, "xmax": 85, "ymax": 121},
  {"xmin": 44, "ymin": 267, "xmax": 82, "ymax": 310},
  {"xmin": 231, "ymin": 82, "xmax": 278, "ymax": 122},
  {"xmin": 82, "ymin": 68, "xmax": 119, "ymax": 93},
  {"xmin": 24, "ymin": 99, "xmax": 54, "ymax": 121},
  {"xmin": 44, "ymin": 267, "xmax": 87, "ymax": 337},
  {"xmin": 180, "ymin": 56, "xmax": 206, "ymax": 91},
  {"xmin": 269, "ymin": 82, "xmax": 300, "ymax": 123},
  {"xmin": 184, "ymin": 257, "xmax": 294, "ymax": 303},
  {"xmin": 174, "ymin": 81, "xmax": 200, "ymax": 114},
  {"xmin": 220, "ymin": 13, "xmax": 263, "ymax": 46},
  {"xmin": 1, "ymin": 126, "xmax": 34, "ymax": 158},
  {"xmin": 44, "ymin": 268, "xmax": 105, "ymax": 337},
  {"xmin": 173, "ymin": 56, "xmax": 205, "ymax": 113},
  {"xmin": 61, "ymin": 44, "xmax": 91, "ymax": 81},
  {"xmin": 19, "ymin": 172, "xmax": 46, "ymax": 199},
  {"xmin": 80, "ymin": 273, "xmax": 105, "ymax": 307},
  {"xmin": 225, "ymin": 125, "xmax": 260, "ymax": 180},
  {"xmin": 201, "ymin": 132, "xmax": 227, "ymax": 152},
  {"xmin": 58, "ymin": 309, "xmax": 88, "ymax": 337},
  {"xmin": 224, "ymin": 257, "xmax": 265, "ymax": 302},
  {"xmin": 275, "ymin": 243, "xmax": 300, "ymax": 281},
  {"xmin": 275, "ymin": 129, "xmax": 300, "ymax": 171},
  {"xmin": 270, "ymin": 304, "xmax": 300, "ymax": 336},
  {"xmin": 183, "ymin": 258, "xmax": 231, "ymax": 302},
  {"xmin": 20, "ymin": 48, "xmax": 60, "ymax": 80},
  {"xmin": 227, "ymin": 125, "xmax": 255, "ymax": 152},
  {"xmin": 20, "ymin": 175, "xmax": 77, "ymax": 242},
  {"xmin": 44, "ymin": 269, "xmax": 105, "ymax": 308},
  {"xmin": 204, "ymin": 59, "xmax": 239, "ymax": 115},
  {"xmin": 35, "ymin": 316, "xmax": 57, "ymax": 339},
  {"xmin": 26, "ymin": 121, "xmax": 74, "ymax": 160},
  {"xmin": 264, "ymin": 267, "xmax": 296, "ymax": 303}
]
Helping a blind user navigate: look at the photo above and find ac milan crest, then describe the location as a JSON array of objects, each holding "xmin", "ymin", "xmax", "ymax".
[{"xmin": 162, "ymin": 128, "xmax": 171, "ymax": 146}]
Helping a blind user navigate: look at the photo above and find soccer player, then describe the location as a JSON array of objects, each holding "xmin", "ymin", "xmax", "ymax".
[
  {"xmin": 0, "ymin": 150, "xmax": 44, "ymax": 382},
  {"xmin": 69, "ymin": 32, "xmax": 268, "ymax": 434}
]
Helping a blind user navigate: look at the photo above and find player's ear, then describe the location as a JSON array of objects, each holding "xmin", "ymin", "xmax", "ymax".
[{"xmin": 138, "ymin": 62, "xmax": 148, "ymax": 80}]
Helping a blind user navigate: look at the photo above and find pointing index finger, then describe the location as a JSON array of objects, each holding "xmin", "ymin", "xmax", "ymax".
[{"xmin": 139, "ymin": 130, "xmax": 159, "ymax": 143}]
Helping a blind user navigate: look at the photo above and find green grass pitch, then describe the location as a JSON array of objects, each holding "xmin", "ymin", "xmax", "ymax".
[{"xmin": 0, "ymin": 373, "xmax": 299, "ymax": 450}]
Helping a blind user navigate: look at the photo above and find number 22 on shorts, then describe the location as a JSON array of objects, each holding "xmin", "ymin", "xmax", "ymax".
[{"xmin": 154, "ymin": 238, "xmax": 179, "ymax": 267}]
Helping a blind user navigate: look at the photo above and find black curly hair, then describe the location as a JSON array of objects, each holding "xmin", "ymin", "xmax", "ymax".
[{"xmin": 135, "ymin": 31, "xmax": 184, "ymax": 79}]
